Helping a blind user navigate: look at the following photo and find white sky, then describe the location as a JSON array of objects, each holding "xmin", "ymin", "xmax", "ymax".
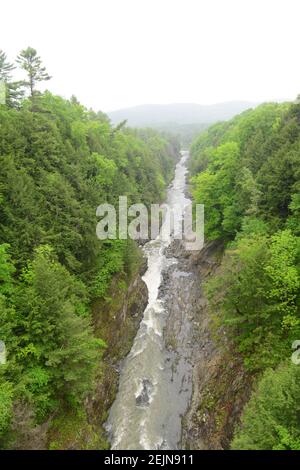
[{"xmin": 1, "ymin": 0, "xmax": 300, "ymax": 111}]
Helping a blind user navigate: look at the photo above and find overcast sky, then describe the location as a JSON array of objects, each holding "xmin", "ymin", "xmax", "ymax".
[{"xmin": 1, "ymin": 0, "xmax": 300, "ymax": 111}]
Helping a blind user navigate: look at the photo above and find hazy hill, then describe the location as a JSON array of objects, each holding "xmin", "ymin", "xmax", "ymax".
[{"xmin": 107, "ymin": 101, "xmax": 258, "ymax": 127}]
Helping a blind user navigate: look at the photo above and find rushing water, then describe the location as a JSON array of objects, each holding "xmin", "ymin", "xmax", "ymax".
[{"xmin": 106, "ymin": 151, "xmax": 193, "ymax": 450}]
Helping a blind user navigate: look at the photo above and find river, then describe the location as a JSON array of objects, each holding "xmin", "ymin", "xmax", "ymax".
[{"xmin": 106, "ymin": 151, "xmax": 194, "ymax": 450}]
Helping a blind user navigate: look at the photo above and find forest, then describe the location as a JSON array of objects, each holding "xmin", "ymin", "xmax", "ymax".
[
  {"xmin": 190, "ymin": 100, "xmax": 300, "ymax": 449},
  {"xmin": 1, "ymin": 44, "xmax": 300, "ymax": 452},
  {"xmin": 0, "ymin": 48, "xmax": 179, "ymax": 448}
]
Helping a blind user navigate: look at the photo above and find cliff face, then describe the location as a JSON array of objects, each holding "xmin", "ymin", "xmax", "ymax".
[
  {"xmin": 9, "ymin": 240, "xmax": 253, "ymax": 450},
  {"xmin": 183, "ymin": 243, "xmax": 253, "ymax": 450},
  {"xmin": 161, "ymin": 240, "xmax": 253, "ymax": 450},
  {"xmin": 42, "ymin": 257, "xmax": 148, "ymax": 450},
  {"xmin": 87, "ymin": 258, "xmax": 148, "ymax": 446}
]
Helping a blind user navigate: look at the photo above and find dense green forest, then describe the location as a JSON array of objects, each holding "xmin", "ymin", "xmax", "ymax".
[
  {"xmin": 0, "ymin": 48, "xmax": 179, "ymax": 448},
  {"xmin": 190, "ymin": 101, "xmax": 300, "ymax": 449}
]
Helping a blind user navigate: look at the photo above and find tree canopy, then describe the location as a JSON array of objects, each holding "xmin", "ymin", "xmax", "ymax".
[
  {"xmin": 190, "ymin": 100, "xmax": 300, "ymax": 449},
  {"xmin": 0, "ymin": 48, "xmax": 179, "ymax": 448}
]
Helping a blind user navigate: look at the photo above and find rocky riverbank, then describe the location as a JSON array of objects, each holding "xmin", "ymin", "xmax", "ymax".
[
  {"xmin": 46, "ymin": 257, "xmax": 148, "ymax": 450},
  {"xmin": 160, "ymin": 240, "xmax": 253, "ymax": 449},
  {"xmin": 88, "ymin": 258, "xmax": 148, "ymax": 446}
]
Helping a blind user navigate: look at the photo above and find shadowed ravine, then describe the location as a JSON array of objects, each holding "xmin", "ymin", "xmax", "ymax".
[{"xmin": 105, "ymin": 151, "xmax": 195, "ymax": 450}]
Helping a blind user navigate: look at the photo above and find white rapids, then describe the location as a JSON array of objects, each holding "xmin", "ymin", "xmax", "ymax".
[{"xmin": 106, "ymin": 151, "xmax": 193, "ymax": 450}]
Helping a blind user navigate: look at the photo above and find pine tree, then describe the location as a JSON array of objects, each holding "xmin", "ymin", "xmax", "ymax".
[
  {"xmin": 0, "ymin": 50, "xmax": 24, "ymax": 108},
  {"xmin": 0, "ymin": 50, "xmax": 14, "ymax": 81},
  {"xmin": 16, "ymin": 47, "xmax": 51, "ymax": 98}
]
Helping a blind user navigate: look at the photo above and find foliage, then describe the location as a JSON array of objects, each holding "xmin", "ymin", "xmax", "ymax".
[
  {"xmin": 232, "ymin": 362, "xmax": 300, "ymax": 450},
  {"xmin": 0, "ymin": 380, "xmax": 13, "ymax": 437},
  {"xmin": 0, "ymin": 48, "xmax": 179, "ymax": 447},
  {"xmin": 0, "ymin": 50, "xmax": 24, "ymax": 108},
  {"xmin": 207, "ymin": 229, "xmax": 300, "ymax": 371},
  {"xmin": 190, "ymin": 100, "xmax": 300, "ymax": 449},
  {"xmin": 16, "ymin": 47, "xmax": 51, "ymax": 98},
  {"xmin": 190, "ymin": 102, "xmax": 298, "ymax": 239}
]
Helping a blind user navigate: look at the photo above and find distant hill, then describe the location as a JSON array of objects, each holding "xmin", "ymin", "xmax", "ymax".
[{"xmin": 107, "ymin": 101, "xmax": 258, "ymax": 127}]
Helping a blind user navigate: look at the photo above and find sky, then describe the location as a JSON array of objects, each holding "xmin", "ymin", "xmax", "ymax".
[{"xmin": 1, "ymin": 0, "xmax": 300, "ymax": 112}]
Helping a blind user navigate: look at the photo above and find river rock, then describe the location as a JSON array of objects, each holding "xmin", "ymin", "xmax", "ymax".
[{"xmin": 135, "ymin": 378, "xmax": 153, "ymax": 407}]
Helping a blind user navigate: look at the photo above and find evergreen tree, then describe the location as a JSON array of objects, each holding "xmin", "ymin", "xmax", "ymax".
[
  {"xmin": 232, "ymin": 362, "xmax": 300, "ymax": 450},
  {"xmin": 0, "ymin": 50, "xmax": 14, "ymax": 81},
  {"xmin": 0, "ymin": 80, "xmax": 179, "ymax": 448},
  {"xmin": 0, "ymin": 50, "xmax": 24, "ymax": 108},
  {"xmin": 190, "ymin": 100, "xmax": 300, "ymax": 450},
  {"xmin": 17, "ymin": 47, "xmax": 51, "ymax": 97}
]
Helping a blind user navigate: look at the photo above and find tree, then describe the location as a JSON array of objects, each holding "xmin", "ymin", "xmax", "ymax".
[
  {"xmin": 0, "ymin": 50, "xmax": 24, "ymax": 108},
  {"xmin": 0, "ymin": 50, "xmax": 14, "ymax": 82},
  {"xmin": 0, "ymin": 244, "xmax": 17, "ymax": 351},
  {"xmin": 0, "ymin": 244, "xmax": 15, "ymax": 296},
  {"xmin": 15, "ymin": 246, "xmax": 105, "ymax": 407},
  {"xmin": 0, "ymin": 87, "xmax": 179, "ymax": 447},
  {"xmin": 206, "ymin": 229, "xmax": 300, "ymax": 371},
  {"xmin": 189, "ymin": 99, "xmax": 300, "ymax": 450},
  {"xmin": 17, "ymin": 47, "xmax": 51, "ymax": 97},
  {"xmin": 192, "ymin": 142, "xmax": 240, "ymax": 240},
  {"xmin": 0, "ymin": 381, "xmax": 13, "ymax": 438},
  {"xmin": 232, "ymin": 362, "xmax": 300, "ymax": 450}
]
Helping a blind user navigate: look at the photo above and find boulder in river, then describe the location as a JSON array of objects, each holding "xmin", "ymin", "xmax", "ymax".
[{"xmin": 135, "ymin": 378, "xmax": 153, "ymax": 407}]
